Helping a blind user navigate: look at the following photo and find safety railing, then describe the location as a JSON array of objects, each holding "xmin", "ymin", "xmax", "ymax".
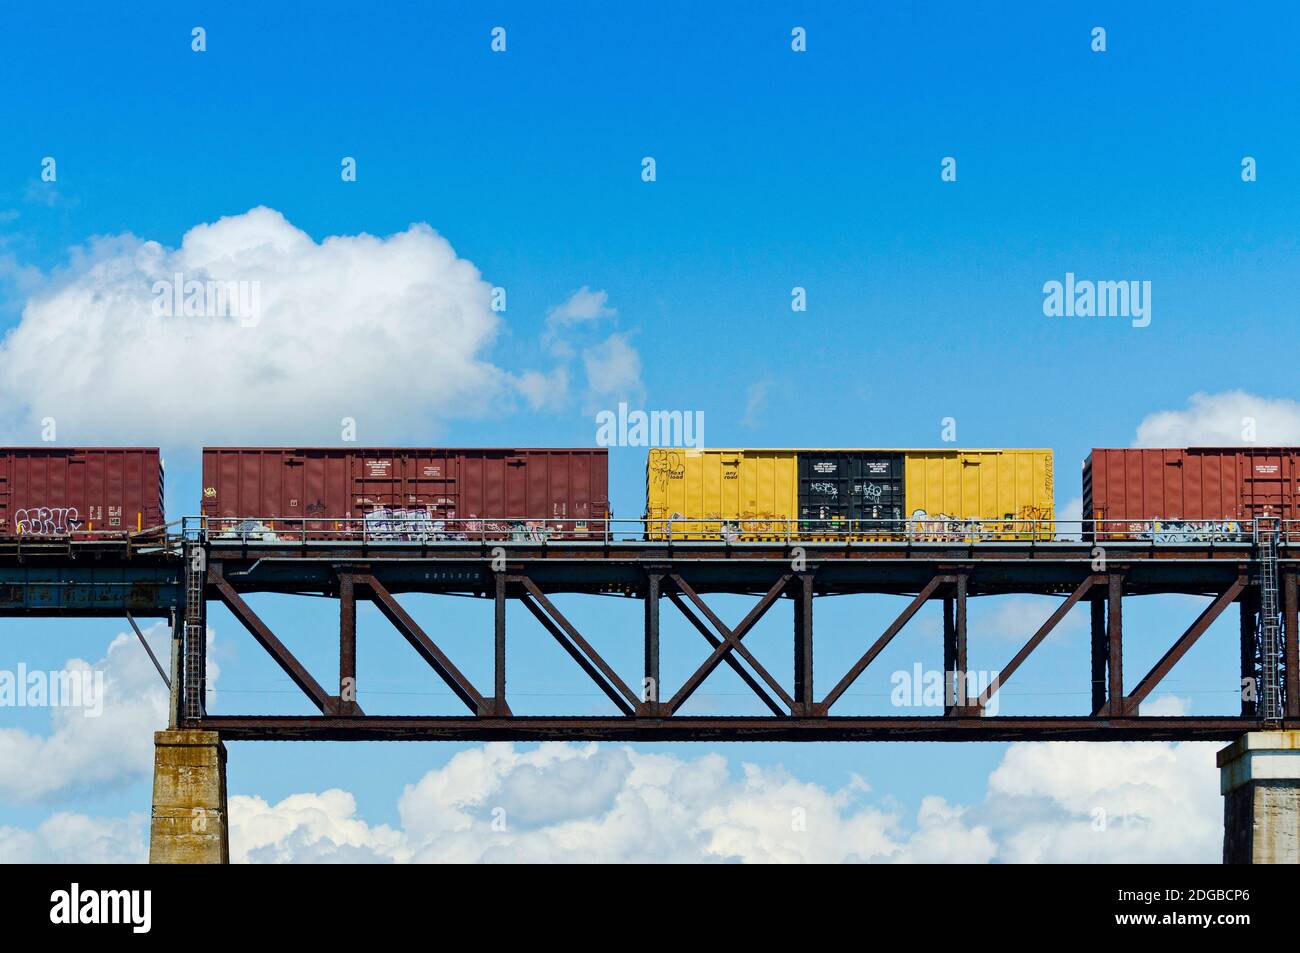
[
  {"xmin": 179, "ymin": 516, "xmax": 1284, "ymax": 545},
  {"xmin": 0, "ymin": 519, "xmax": 183, "ymax": 556}
]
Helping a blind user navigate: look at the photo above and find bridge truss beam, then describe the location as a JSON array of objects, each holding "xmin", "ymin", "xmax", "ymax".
[{"xmin": 172, "ymin": 546, "xmax": 1300, "ymax": 741}]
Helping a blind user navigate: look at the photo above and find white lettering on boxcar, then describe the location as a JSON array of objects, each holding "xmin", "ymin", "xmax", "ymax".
[{"xmin": 15, "ymin": 507, "xmax": 82, "ymax": 535}]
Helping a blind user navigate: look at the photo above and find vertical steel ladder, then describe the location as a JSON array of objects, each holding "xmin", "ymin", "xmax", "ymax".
[
  {"xmin": 182, "ymin": 534, "xmax": 207, "ymax": 720},
  {"xmin": 1256, "ymin": 517, "xmax": 1284, "ymax": 722}
]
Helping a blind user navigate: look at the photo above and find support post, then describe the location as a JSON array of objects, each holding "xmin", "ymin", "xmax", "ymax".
[
  {"xmin": 339, "ymin": 573, "xmax": 358, "ymax": 715},
  {"xmin": 644, "ymin": 573, "xmax": 661, "ymax": 712},
  {"xmin": 1090, "ymin": 596, "xmax": 1107, "ymax": 715},
  {"xmin": 943, "ymin": 595, "xmax": 956, "ymax": 703},
  {"xmin": 950, "ymin": 574, "xmax": 969, "ymax": 711},
  {"xmin": 494, "ymin": 572, "xmax": 508, "ymax": 715},
  {"xmin": 1107, "ymin": 573, "xmax": 1124, "ymax": 714},
  {"xmin": 1220, "ymin": 731, "xmax": 1300, "ymax": 864},
  {"xmin": 793, "ymin": 574, "xmax": 814, "ymax": 714},
  {"xmin": 1241, "ymin": 586, "xmax": 1259, "ymax": 718},
  {"xmin": 149, "ymin": 730, "xmax": 229, "ymax": 864},
  {"xmin": 168, "ymin": 609, "xmax": 183, "ymax": 730}
]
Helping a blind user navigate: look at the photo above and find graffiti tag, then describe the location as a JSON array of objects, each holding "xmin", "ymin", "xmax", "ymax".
[{"xmin": 15, "ymin": 507, "xmax": 82, "ymax": 535}]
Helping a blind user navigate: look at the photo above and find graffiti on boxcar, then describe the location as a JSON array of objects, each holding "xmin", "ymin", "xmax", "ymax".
[
  {"xmin": 15, "ymin": 507, "xmax": 82, "ymax": 535},
  {"xmin": 649, "ymin": 451, "xmax": 686, "ymax": 491},
  {"xmin": 364, "ymin": 507, "xmax": 442, "ymax": 540},
  {"xmin": 907, "ymin": 508, "xmax": 982, "ymax": 541},
  {"xmin": 860, "ymin": 482, "xmax": 886, "ymax": 503},
  {"xmin": 1137, "ymin": 519, "xmax": 1244, "ymax": 543}
]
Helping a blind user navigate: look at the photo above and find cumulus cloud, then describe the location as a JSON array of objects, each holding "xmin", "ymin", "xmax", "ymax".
[
  {"xmin": 1134, "ymin": 391, "xmax": 1300, "ymax": 447},
  {"xmin": 0, "ymin": 623, "xmax": 215, "ymax": 802},
  {"xmin": 0, "ymin": 731, "xmax": 1223, "ymax": 863},
  {"xmin": 0, "ymin": 212, "xmax": 652, "ymax": 439},
  {"xmin": 538, "ymin": 286, "xmax": 644, "ymax": 408},
  {"xmin": 581, "ymin": 332, "xmax": 643, "ymax": 406},
  {"xmin": 0, "ymin": 207, "xmax": 509, "ymax": 443},
  {"xmin": 0, "ymin": 811, "xmax": 147, "ymax": 863},
  {"xmin": 217, "ymin": 739, "xmax": 1220, "ymax": 864},
  {"xmin": 985, "ymin": 739, "xmax": 1219, "ymax": 863},
  {"xmin": 221, "ymin": 744, "xmax": 991, "ymax": 864},
  {"xmin": 547, "ymin": 286, "xmax": 616, "ymax": 328}
]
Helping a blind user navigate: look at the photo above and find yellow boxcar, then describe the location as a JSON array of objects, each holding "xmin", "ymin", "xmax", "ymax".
[
  {"xmin": 645, "ymin": 448, "xmax": 1053, "ymax": 541},
  {"xmin": 902, "ymin": 449, "xmax": 1054, "ymax": 540},
  {"xmin": 646, "ymin": 448, "xmax": 797, "ymax": 540}
]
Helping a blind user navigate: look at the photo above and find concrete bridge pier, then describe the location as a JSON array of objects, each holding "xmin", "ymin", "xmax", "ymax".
[
  {"xmin": 148, "ymin": 729, "xmax": 230, "ymax": 864},
  {"xmin": 1220, "ymin": 731, "xmax": 1300, "ymax": 864}
]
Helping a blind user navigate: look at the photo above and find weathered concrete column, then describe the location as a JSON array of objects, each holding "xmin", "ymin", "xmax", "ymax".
[
  {"xmin": 1220, "ymin": 731, "xmax": 1300, "ymax": 864},
  {"xmin": 148, "ymin": 729, "xmax": 230, "ymax": 864}
]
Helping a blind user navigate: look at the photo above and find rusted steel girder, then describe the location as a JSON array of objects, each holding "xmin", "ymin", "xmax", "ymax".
[
  {"xmin": 194, "ymin": 714, "xmax": 1298, "ymax": 743},
  {"xmin": 666, "ymin": 591, "xmax": 786, "ymax": 716},
  {"xmin": 663, "ymin": 573, "xmax": 791, "ymax": 714},
  {"xmin": 193, "ymin": 559, "xmax": 1279, "ymax": 742},
  {"xmin": 819, "ymin": 575, "xmax": 951, "ymax": 713},
  {"xmin": 1122, "ymin": 575, "xmax": 1248, "ymax": 714},
  {"xmin": 209, "ymin": 567, "xmax": 340, "ymax": 715},
  {"xmin": 665, "ymin": 573, "xmax": 793, "ymax": 715},
  {"xmin": 976, "ymin": 575, "xmax": 1100, "ymax": 710},
  {"xmin": 363, "ymin": 574, "xmax": 487, "ymax": 715},
  {"xmin": 517, "ymin": 576, "xmax": 641, "ymax": 715}
]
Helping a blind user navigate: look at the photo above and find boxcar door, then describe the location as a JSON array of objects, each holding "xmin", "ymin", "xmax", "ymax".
[
  {"xmin": 1243, "ymin": 450, "xmax": 1286, "ymax": 520},
  {"xmin": 852, "ymin": 453, "xmax": 905, "ymax": 534}
]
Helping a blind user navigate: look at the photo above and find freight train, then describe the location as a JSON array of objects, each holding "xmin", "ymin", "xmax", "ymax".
[
  {"xmin": 646, "ymin": 448, "xmax": 1055, "ymax": 540},
  {"xmin": 0, "ymin": 445, "xmax": 1295, "ymax": 543}
]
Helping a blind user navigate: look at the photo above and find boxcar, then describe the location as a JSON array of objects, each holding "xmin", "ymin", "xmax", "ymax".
[
  {"xmin": 1084, "ymin": 447, "xmax": 1300, "ymax": 541},
  {"xmin": 201, "ymin": 447, "xmax": 609, "ymax": 541},
  {"xmin": 646, "ymin": 448, "xmax": 1053, "ymax": 541},
  {"xmin": 0, "ymin": 447, "xmax": 165, "ymax": 538}
]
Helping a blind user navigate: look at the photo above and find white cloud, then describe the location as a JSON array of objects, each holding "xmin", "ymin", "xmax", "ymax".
[
  {"xmin": 547, "ymin": 286, "xmax": 616, "ymax": 327},
  {"xmin": 535, "ymin": 286, "xmax": 645, "ymax": 408},
  {"xmin": 1134, "ymin": 390, "xmax": 1300, "ymax": 447},
  {"xmin": 222, "ymin": 744, "xmax": 991, "ymax": 864},
  {"xmin": 514, "ymin": 366, "xmax": 570, "ymax": 412},
  {"xmin": 582, "ymin": 332, "xmax": 644, "ymax": 406},
  {"xmin": 216, "ymin": 739, "xmax": 1219, "ymax": 864},
  {"xmin": 973, "ymin": 595, "xmax": 1088, "ymax": 644},
  {"xmin": 0, "ymin": 207, "xmax": 511, "ymax": 444},
  {"xmin": 232, "ymin": 789, "xmax": 405, "ymax": 864},
  {"xmin": 0, "ymin": 731, "xmax": 1224, "ymax": 863},
  {"xmin": 0, "ymin": 811, "xmax": 147, "ymax": 863},
  {"xmin": 0, "ymin": 623, "xmax": 216, "ymax": 802},
  {"xmin": 985, "ymin": 738, "xmax": 1219, "ymax": 863}
]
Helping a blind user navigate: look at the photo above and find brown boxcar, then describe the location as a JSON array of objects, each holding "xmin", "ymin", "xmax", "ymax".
[
  {"xmin": 0, "ymin": 448, "xmax": 165, "ymax": 538},
  {"xmin": 1084, "ymin": 447, "xmax": 1300, "ymax": 540},
  {"xmin": 201, "ymin": 448, "xmax": 609, "ymax": 540}
]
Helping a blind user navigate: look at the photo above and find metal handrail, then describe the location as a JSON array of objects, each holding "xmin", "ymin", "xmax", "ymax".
[{"xmin": 173, "ymin": 516, "xmax": 1284, "ymax": 545}]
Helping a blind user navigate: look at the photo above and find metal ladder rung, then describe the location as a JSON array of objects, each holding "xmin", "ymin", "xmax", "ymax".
[{"xmin": 1255, "ymin": 518, "xmax": 1283, "ymax": 722}]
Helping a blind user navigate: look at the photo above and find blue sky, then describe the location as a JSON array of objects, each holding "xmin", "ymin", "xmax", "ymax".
[{"xmin": 0, "ymin": 1, "xmax": 1296, "ymax": 861}]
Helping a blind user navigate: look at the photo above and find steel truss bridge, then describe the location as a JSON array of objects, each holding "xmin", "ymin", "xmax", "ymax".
[{"xmin": 1, "ymin": 522, "xmax": 1297, "ymax": 742}]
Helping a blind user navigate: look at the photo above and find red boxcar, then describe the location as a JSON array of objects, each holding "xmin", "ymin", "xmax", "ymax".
[
  {"xmin": 201, "ymin": 448, "xmax": 609, "ymax": 540},
  {"xmin": 1084, "ymin": 447, "xmax": 1300, "ymax": 540},
  {"xmin": 0, "ymin": 448, "xmax": 165, "ymax": 538}
]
